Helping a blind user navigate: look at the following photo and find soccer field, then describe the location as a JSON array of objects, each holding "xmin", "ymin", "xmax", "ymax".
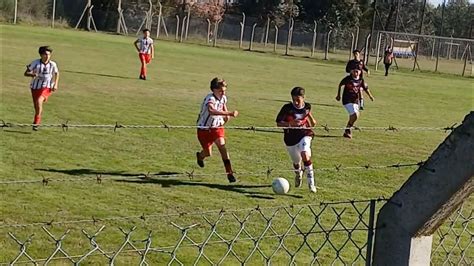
[{"xmin": 0, "ymin": 25, "xmax": 472, "ymax": 264}]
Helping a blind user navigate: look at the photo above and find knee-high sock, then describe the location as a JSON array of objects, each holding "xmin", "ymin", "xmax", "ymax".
[
  {"xmin": 223, "ymin": 159, "xmax": 233, "ymax": 174},
  {"xmin": 304, "ymin": 160, "xmax": 314, "ymax": 185}
]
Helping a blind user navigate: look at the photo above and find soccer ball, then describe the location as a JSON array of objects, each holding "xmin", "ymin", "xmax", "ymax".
[{"xmin": 272, "ymin": 177, "xmax": 290, "ymax": 194}]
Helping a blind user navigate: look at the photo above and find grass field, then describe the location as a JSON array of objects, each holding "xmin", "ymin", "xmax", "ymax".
[{"xmin": 0, "ymin": 25, "xmax": 472, "ymax": 264}]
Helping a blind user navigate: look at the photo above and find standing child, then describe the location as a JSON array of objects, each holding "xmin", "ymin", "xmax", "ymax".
[
  {"xmin": 345, "ymin": 49, "xmax": 370, "ymax": 110},
  {"xmin": 383, "ymin": 46, "xmax": 394, "ymax": 76},
  {"xmin": 196, "ymin": 78, "xmax": 239, "ymax": 183},
  {"xmin": 24, "ymin": 46, "xmax": 59, "ymax": 131},
  {"xmin": 276, "ymin": 87, "xmax": 317, "ymax": 193},
  {"xmin": 134, "ymin": 29, "xmax": 154, "ymax": 80},
  {"xmin": 336, "ymin": 69, "xmax": 375, "ymax": 139}
]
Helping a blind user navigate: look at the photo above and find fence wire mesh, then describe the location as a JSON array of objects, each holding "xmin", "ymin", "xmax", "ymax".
[
  {"xmin": 2, "ymin": 200, "xmax": 471, "ymax": 265},
  {"xmin": 431, "ymin": 202, "xmax": 473, "ymax": 265},
  {"xmin": 2, "ymin": 200, "xmax": 381, "ymax": 265}
]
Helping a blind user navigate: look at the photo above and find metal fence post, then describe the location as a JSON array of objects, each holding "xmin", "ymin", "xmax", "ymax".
[
  {"xmin": 324, "ymin": 30, "xmax": 332, "ymax": 60},
  {"xmin": 311, "ymin": 21, "xmax": 317, "ymax": 57},
  {"xmin": 239, "ymin": 13, "xmax": 245, "ymax": 49},
  {"xmin": 274, "ymin": 25, "xmax": 279, "ymax": 53},
  {"xmin": 175, "ymin": 15, "xmax": 180, "ymax": 41},
  {"xmin": 249, "ymin": 23, "xmax": 257, "ymax": 51},
  {"xmin": 51, "ymin": 0, "xmax": 56, "ymax": 28},
  {"xmin": 13, "ymin": 0, "xmax": 17, "ymax": 24},
  {"xmin": 365, "ymin": 200, "xmax": 376, "ymax": 266}
]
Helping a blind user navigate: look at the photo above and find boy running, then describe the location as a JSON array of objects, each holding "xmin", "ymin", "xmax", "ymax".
[
  {"xmin": 134, "ymin": 29, "xmax": 154, "ymax": 80},
  {"xmin": 336, "ymin": 69, "xmax": 375, "ymax": 139},
  {"xmin": 196, "ymin": 78, "xmax": 239, "ymax": 183},
  {"xmin": 24, "ymin": 46, "xmax": 59, "ymax": 131},
  {"xmin": 276, "ymin": 87, "xmax": 317, "ymax": 193},
  {"xmin": 345, "ymin": 49, "xmax": 369, "ymax": 110}
]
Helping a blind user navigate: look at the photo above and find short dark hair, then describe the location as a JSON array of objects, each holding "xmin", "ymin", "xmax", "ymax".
[
  {"xmin": 291, "ymin": 87, "xmax": 305, "ymax": 97},
  {"xmin": 353, "ymin": 49, "xmax": 360, "ymax": 54},
  {"xmin": 210, "ymin": 77, "xmax": 227, "ymax": 90},
  {"xmin": 38, "ymin": 46, "xmax": 52, "ymax": 55},
  {"xmin": 143, "ymin": 28, "xmax": 150, "ymax": 33}
]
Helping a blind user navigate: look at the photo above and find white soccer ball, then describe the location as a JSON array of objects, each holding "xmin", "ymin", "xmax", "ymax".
[{"xmin": 272, "ymin": 177, "xmax": 290, "ymax": 195}]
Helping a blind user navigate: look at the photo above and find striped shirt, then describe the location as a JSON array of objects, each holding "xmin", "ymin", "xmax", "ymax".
[
  {"xmin": 197, "ymin": 93, "xmax": 227, "ymax": 128},
  {"xmin": 27, "ymin": 59, "xmax": 59, "ymax": 90},
  {"xmin": 137, "ymin": 37, "xmax": 154, "ymax": 54}
]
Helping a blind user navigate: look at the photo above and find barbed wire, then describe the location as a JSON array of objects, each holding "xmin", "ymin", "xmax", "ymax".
[
  {"xmin": 0, "ymin": 120, "xmax": 458, "ymax": 133},
  {"xmin": 0, "ymin": 160, "xmax": 427, "ymax": 186},
  {"xmin": 0, "ymin": 198, "xmax": 387, "ymax": 229}
]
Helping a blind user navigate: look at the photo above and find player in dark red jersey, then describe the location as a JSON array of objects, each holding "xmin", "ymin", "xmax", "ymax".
[
  {"xmin": 276, "ymin": 87, "xmax": 317, "ymax": 193},
  {"xmin": 346, "ymin": 49, "xmax": 370, "ymax": 110},
  {"xmin": 336, "ymin": 68, "xmax": 375, "ymax": 139}
]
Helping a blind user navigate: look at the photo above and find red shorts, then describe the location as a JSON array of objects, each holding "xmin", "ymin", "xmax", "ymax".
[
  {"xmin": 31, "ymin": 88, "xmax": 52, "ymax": 102},
  {"xmin": 197, "ymin": 128, "xmax": 225, "ymax": 149},
  {"xmin": 139, "ymin": 53, "xmax": 152, "ymax": 64}
]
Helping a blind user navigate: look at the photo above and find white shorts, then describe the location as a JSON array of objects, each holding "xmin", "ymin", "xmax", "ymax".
[
  {"xmin": 286, "ymin": 136, "xmax": 312, "ymax": 164},
  {"xmin": 344, "ymin": 103, "xmax": 360, "ymax": 115}
]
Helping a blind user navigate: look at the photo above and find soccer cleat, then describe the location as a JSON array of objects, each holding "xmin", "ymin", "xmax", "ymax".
[
  {"xmin": 343, "ymin": 129, "xmax": 352, "ymax": 139},
  {"xmin": 227, "ymin": 173, "xmax": 236, "ymax": 183},
  {"xmin": 196, "ymin": 152, "xmax": 204, "ymax": 168},
  {"xmin": 294, "ymin": 172, "xmax": 303, "ymax": 188},
  {"xmin": 309, "ymin": 184, "xmax": 317, "ymax": 193},
  {"xmin": 32, "ymin": 125, "xmax": 39, "ymax": 131}
]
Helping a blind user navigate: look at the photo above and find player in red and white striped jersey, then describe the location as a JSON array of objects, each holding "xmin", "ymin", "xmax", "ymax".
[
  {"xmin": 196, "ymin": 78, "xmax": 239, "ymax": 183},
  {"xmin": 24, "ymin": 46, "xmax": 59, "ymax": 131},
  {"xmin": 134, "ymin": 29, "xmax": 154, "ymax": 80}
]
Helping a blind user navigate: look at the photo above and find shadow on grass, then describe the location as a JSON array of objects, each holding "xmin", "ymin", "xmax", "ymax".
[
  {"xmin": 258, "ymin": 98, "xmax": 339, "ymax": 108},
  {"xmin": 63, "ymin": 70, "xmax": 136, "ymax": 80},
  {"xmin": 116, "ymin": 178, "xmax": 303, "ymax": 199},
  {"xmin": 2, "ymin": 130, "xmax": 32, "ymax": 135},
  {"xmin": 35, "ymin": 168, "xmax": 179, "ymax": 177}
]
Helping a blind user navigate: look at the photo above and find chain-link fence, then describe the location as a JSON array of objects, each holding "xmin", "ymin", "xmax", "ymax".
[{"xmin": 1, "ymin": 199, "xmax": 472, "ymax": 265}]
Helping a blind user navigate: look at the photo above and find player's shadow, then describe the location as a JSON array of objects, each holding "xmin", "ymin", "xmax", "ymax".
[
  {"xmin": 115, "ymin": 178, "xmax": 303, "ymax": 200},
  {"xmin": 35, "ymin": 168, "xmax": 179, "ymax": 177},
  {"xmin": 63, "ymin": 70, "xmax": 136, "ymax": 80},
  {"xmin": 258, "ymin": 98, "xmax": 339, "ymax": 108},
  {"xmin": 1, "ymin": 130, "xmax": 32, "ymax": 135}
]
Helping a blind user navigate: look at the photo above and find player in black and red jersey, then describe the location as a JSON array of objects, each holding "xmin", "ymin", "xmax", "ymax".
[
  {"xmin": 345, "ymin": 49, "xmax": 370, "ymax": 110},
  {"xmin": 276, "ymin": 87, "xmax": 317, "ymax": 193},
  {"xmin": 336, "ymin": 68, "xmax": 375, "ymax": 139}
]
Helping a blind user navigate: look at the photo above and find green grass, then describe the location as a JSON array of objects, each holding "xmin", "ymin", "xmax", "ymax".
[{"xmin": 0, "ymin": 24, "xmax": 472, "ymax": 264}]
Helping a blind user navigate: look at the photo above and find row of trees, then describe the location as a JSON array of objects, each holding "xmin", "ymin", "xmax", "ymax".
[
  {"xmin": 0, "ymin": 0, "xmax": 471, "ymax": 39},
  {"xmin": 176, "ymin": 0, "xmax": 472, "ymax": 38}
]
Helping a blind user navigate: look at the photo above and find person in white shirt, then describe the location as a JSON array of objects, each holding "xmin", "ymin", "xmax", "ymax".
[
  {"xmin": 24, "ymin": 46, "xmax": 59, "ymax": 131},
  {"xmin": 134, "ymin": 29, "xmax": 154, "ymax": 80},
  {"xmin": 196, "ymin": 78, "xmax": 239, "ymax": 183}
]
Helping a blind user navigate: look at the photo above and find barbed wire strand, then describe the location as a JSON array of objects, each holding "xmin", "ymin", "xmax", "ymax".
[
  {"xmin": 0, "ymin": 198, "xmax": 387, "ymax": 229},
  {"xmin": 0, "ymin": 161, "xmax": 427, "ymax": 186},
  {"xmin": 0, "ymin": 121, "xmax": 458, "ymax": 132}
]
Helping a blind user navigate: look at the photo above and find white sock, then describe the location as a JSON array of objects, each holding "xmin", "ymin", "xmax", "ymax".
[
  {"xmin": 294, "ymin": 164, "xmax": 302, "ymax": 177},
  {"xmin": 305, "ymin": 163, "xmax": 315, "ymax": 185}
]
